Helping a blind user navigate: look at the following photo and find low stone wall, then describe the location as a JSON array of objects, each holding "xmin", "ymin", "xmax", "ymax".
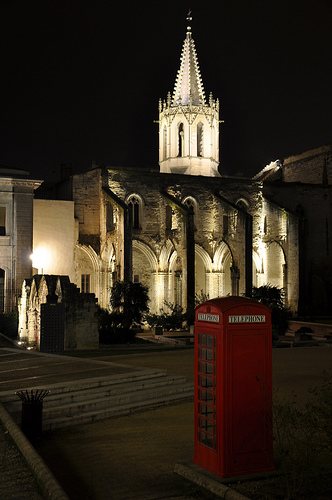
[{"xmin": 288, "ymin": 320, "xmax": 332, "ymax": 338}]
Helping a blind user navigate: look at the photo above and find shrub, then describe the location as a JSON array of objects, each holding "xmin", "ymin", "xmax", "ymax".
[
  {"xmin": 145, "ymin": 301, "xmax": 187, "ymax": 331},
  {"xmin": 194, "ymin": 290, "xmax": 209, "ymax": 306},
  {"xmin": 96, "ymin": 306, "xmax": 136, "ymax": 344},
  {"xmin": 110, "ymin": 281, "xmax": 149, "ymax": 330},
  {"xmin": 0, "ymin": 312, "xmax": 18, "ymax": 338},
  {"xmin": 252, "ymin": 284, "xmax": 290, "ymax": 336}
]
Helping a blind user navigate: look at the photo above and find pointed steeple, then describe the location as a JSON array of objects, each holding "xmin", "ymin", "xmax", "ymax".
[
  {"xmin": 159, "ymin": 13, "xmax": 221, "ymax": 177},
  {"xmin": 172, "ymin": 13, "xmax": 205, "ymax": 107}
]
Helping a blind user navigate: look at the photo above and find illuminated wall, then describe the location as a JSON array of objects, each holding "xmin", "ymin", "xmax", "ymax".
[{"xmin": 33, "ymin": 199, "xmax": 76, "ymax": 281}]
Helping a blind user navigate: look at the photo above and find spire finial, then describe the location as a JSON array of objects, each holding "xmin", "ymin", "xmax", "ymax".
[{"xmin": 186, "ymin": 9, "xmax": 192, "ymax": 33}]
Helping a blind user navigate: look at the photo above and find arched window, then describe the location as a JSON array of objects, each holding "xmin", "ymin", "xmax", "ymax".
[
  {"xmin": 197, "ymin": 122, "xmax": 203, "ymax": 157},
  {"xmin": 178, "ymin": 123, "xmax": 184, "ymax": 157},
  {"xmin": 236, "ymin": 197, "xmax": 250, "ymax": 211},
  {"xmin": 106, "ymin": 202, "xmax": 115, "ymax": 232},
  {"xmin": 183, "ymin": 196, "xmax": 197, "ymax": 230},
  {"xmin": 0, "ymin": 207, "xmax": 6, "ymax": 236},
  {"xmin": 183, "ymin": 196, "xmax": 196, "ymax": 213},
  {"xmin": 163, "ymin": 126, "xmax": 167, "ymax": 160},
  {"xmin": 166, "ymin": 205, "xmax": 172, "ymax": 231},
  {"xmin": 127, "ymin": 195, "xmax": 142, "ymax": 229}
]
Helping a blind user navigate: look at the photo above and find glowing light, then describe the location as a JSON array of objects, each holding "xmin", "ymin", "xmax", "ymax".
[{"xmin": 30, "ymin": 247, "xmax": 50, "ymax": 274}]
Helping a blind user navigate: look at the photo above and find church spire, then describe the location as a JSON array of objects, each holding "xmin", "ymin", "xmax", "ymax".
[
  {"xmin": 172, "ymin": 12, "xmax": 206, "ymax": 107},
  {"xmin": 159, "ymin": 13, "xmax": 220, "ymax": 177}
]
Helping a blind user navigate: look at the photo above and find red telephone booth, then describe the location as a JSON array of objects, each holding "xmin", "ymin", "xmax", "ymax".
[{"xmin": 193, "ymin": 296, "xmax": 274, "ymax": 478}]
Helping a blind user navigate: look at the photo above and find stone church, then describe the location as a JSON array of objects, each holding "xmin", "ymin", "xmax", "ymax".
[
  {"xmin": 34, "ymin": 22, "xmax": 301, "ymax": 319},
  {"xmin": 13, "ymin": 20, "xmax": 331, "ymax": 345}
]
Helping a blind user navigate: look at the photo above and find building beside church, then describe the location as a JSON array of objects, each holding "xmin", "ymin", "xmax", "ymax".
[
  {"xmin": 255, "ymin": 144, "xmax": 332, "ymax": 316},
  {"xmin": 0, "ymin": 166, "xmax": 41, "ymax": 312}
]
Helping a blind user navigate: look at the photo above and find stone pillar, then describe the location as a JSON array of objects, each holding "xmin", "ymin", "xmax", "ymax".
[
  {"xmin": 186, "ymin": 211, "xmax": 195, "ymax": 325},
  {"xmin": 245, "ymin": 214, "xmax": 253, "ymax": 297},
  {"xmin": 231, "ymin": 265, "xmax": 240, "ymax": 296},
  {"xmin": 123, "ymin": 206, "xmax": 132, "ymax": 283}
]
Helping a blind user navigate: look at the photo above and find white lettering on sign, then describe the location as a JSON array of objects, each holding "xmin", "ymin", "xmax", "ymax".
[
  {"xmin": 197, "ymin": 313, "xmax": 220, "ymax": 323},
  {"xmin": 229, "ymin": 315, "xmax": 266, "ymax": 324}
]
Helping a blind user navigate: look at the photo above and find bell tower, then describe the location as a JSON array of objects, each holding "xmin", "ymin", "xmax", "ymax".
[{"xmin": 159, "ymin": 13, "xmax": 220, "ymax": 177}]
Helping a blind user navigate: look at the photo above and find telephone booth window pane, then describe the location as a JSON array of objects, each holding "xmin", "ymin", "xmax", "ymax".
[{"xmin": 197, "ymin": 333, "xmax": 216, "ymax": 451}]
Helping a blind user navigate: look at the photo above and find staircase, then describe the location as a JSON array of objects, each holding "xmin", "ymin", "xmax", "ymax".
[{"xmin": 2, "ymin": 369, "xmax": 194, "ymax": 430}]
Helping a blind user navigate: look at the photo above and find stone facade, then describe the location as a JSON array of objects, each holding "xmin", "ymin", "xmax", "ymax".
[
  {"xmin": 254, "ymin": 143, "xmax": 332, "ymax": 316},
  {"xmin": 283, "ymin": 144, "xmax": 332, "ymax": 185},
  {"xmin": 57, "ymin": 164, "xmax": 299, "ymax": 319}
]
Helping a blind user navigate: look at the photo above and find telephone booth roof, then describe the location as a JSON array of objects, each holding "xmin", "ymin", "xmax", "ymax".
[
  {"xmin": 195, "ymin": 296, "xmax": 271, "ymax": 326},
  {"xmin": 196, "ymin": 296, "xmax": 271, "ymax": 313}
]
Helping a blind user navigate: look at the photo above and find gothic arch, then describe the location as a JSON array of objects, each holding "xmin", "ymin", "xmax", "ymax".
[
  {"xmin": 75, "ymin": 244, "xmax": 100, "ymax": 298},
  {"xmin": 213, "ymin": 241, "xmax": 234, "ymax": 270},
  {"xmin": 195, "ymin": 244, "xmax": 212, "ymax": 272},
  {"xmin": 195, "ymin": 244, "xmax": 212, "ymax": 297},
  {"xmin": 132, "ymin": 240, "xmax": 158, "ymax": 271},
  {"xmin": 159, "ymin": 239, "xmax": 175, "ymax": 271},
  {"xmin": 235, "ymin": 197, "xmax": 250, "ymax": 210},
  {"xmin": 213, "ymin": 241, "xmax": 234, "ymax": 296},
  {"xmin": 182, "ymin": 195, "xmax": 197, "ymax": 213}
]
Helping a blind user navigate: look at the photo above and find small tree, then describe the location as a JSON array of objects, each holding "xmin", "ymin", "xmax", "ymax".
[
  {"xmin": 252, "ymin": 284, "xmax": 290, "ymax": 337},
  {"xmin": 110, "ymin": 281, "xmax": 149, "ymax": 330}
]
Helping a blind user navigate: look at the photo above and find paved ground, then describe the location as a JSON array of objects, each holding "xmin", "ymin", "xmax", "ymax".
[
  {"xmin": 1, "ymin": 344, "xmax": 332, "ymax": 499},
  {"xmin": 0, "ymin": 420, "xmax": 44, "ymax": 500}
]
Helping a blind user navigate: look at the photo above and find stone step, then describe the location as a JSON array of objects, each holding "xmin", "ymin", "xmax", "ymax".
[
  {"xmin": 43, "ymin": 388, "xmax": 194, "ymax": 431},
  {"xmin": 43, "ymin": 380, "xmax": 193, "ymax": 420},
  {"xmin": 3, "ymin": 370, "xmax": 194, "ymax": 430},
  {"xmin": 1, "ymin": 368, "xmax": 167, "ymax": 409}
]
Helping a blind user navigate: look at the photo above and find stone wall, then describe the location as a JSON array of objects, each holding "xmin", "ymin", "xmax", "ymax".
[
  {"xmin": 263, "ymin": 182, "xmax": 332, "ymax": 315},
  {"xmin": 18, "ymin": 275, "xmax": 99, "ymax": 350},
  {"xmin": 33, "ymin": 199, "xmax": 76, "ymax": 282},
  {"xmin": 283, "ymin": 144, "xmax": 332, "ymax": 185}
]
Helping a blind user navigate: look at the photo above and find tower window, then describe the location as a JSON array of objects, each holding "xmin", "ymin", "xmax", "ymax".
[
  {"xmin": 197, "ymin": 122, "xmax": 203, "ymax": 157},
  {"xmin": 178, "ymin": 123, "xmax": 184, "ymax": 157},
  {"xmin": 163, "ymin": 126, "xmax": 167, "ymax": 160}
]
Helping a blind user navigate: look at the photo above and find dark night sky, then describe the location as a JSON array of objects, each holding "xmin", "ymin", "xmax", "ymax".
[{"xmin": 1, "ymin": 0, "xmax": 331, "ymax": 182}]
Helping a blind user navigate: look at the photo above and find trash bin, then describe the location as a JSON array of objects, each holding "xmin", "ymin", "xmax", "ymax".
[{"xmin": 16, "ymin": 389, "xmax": 50, "ymax": 443}]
